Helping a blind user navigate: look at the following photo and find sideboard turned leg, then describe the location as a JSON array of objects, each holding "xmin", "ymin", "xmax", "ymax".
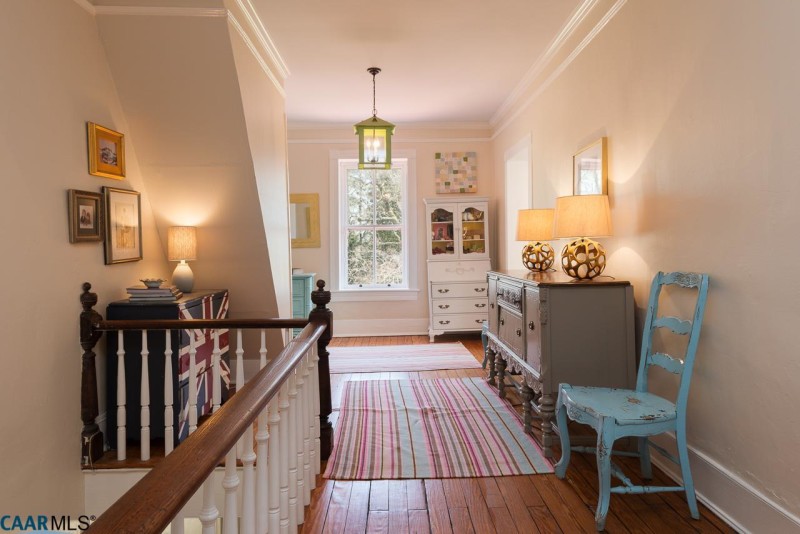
[
  {"xmin": 521, "ymin": 384, "xmax": 534, "ymax": 435},
  {"xmin": 496, "ymin": 355, "xmax": 507, "ymax": 400},
  {"xmin": 539, "ymin": 392, "xmax": 556, "ymax": 458},
  {"xmin": 486, "ymin": 348, "xmax": 497, "ymax": 387}
]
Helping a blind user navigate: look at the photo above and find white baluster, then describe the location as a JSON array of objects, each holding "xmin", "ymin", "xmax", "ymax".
[
  {"xmin": 301, "ymin": 353, "xmax": 313, "ymax": 502},
  {"xmin": 294, "ymin": 363, "xmax": 306, "ymax": 525},
  {"xmin": 241, "ymin": 406, "xmax": 257, "ymax": 533},
  {"xmin": 287, "ymin": 372, "xmax": 299, "ymax": 530},
  {"xmin": 236, "ymin": 329, "xmax": 245, "ymax": 460},
  {"xmin": 311, "ymin": 344, "xmax": 321, "ymax": 475},
  {"xmin": 278, "ymin": 384, "xmax": 290, "ymax": 534},
  {"xmin": 212, "ymin": 330, "xmax": 221, "ymax": 413},
  {"xmin": 200, "ymin": 477, "xmax": 219, "ymax": 534},
  {"xmin": 140, "ymin": 330, "xmax": 150, "ymax": 461},
  {"xmin": 164, "ymin": 330, "xmax": 174, "ymax": 455},
  {"xmin": 223, "ymin": 447, "xmax": 240, "ymax": 534},
  {"xmin": 189, "ymin": 333, "xmax": 198, "ymax": 434},
  {"xmin": 116, "ymin": 331, "xmax": 126, "ymax": 461},
  {"xmin": 256, "ymin": 330, "xmax": 269, "ymax": 534}
]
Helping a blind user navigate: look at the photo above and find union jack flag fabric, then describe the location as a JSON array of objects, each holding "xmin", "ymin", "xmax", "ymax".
[{"xmin": 177, "ymin": 291, "xmax": 231, "ymax": 441}]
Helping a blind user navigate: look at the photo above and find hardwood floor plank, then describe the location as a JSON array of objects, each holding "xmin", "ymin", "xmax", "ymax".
[
  {"xmin": 527, "ymin": 505, "xmax": 563, "ymax": 534},
  {"xmin": 408, "ymin": 510, "xmax": 431, "ymax": 534},
  {"xmin": 389, "ymin": 479, "xmax": 409, "ymax": 511},
  {"xmin": 406, "ymin": 480, "xmax": 427, "ymax": 510},
  {"xmin": 495, "ymin": 476, "xmax": 540, "ymax": 533},
  {"xmin": 441, "ymin": 479, "xmax": 467, "ymax": 509},
  {"xmin": 486, "ymin": 506, "xmax": 519, "ymax": 534},
  {"xmin": 388, "ymin": 510, "xmax": 410, "ymax": 534},
  {"xmin": 323, "ymin": 481, "xmax": 354, "ymax": 534},
  {"xmin": 459, "ymin": 478, "xmax": 496, "ymax": 534},
  {"xmin": 366, "ymin": 511, "xmax": 389, "ymax": 534},
  {"xmin": 370, "ymin": 480, "xmax": 389, "ymax": 511},
  {"xmin": 448, "ymin": 508, "xmax": 475, "ymax": 534},
  {"xmin": 528, "ymin": 475, "xmax": 590, "ymax": 534},
  {"xmin": 343, "ymin": 481, "xmax": 371, "ymax": 534},
  {"xmin": 302, "ymin": 478, "xmax": 335, "ymax": 533},
  {"xmin": 424, "ymin": 479, "xmax": 453, "ymax": 534}
]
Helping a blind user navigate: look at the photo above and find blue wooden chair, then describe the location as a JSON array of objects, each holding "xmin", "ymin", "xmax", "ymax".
[{"xmin": 554, "ymin": 271, "xmax": 709, "ymax": 531}]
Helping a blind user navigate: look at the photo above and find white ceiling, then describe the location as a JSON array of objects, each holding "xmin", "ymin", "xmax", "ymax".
[{"xmin": 252, "ymin": 0, "xmax": 582, "ymax": 126}]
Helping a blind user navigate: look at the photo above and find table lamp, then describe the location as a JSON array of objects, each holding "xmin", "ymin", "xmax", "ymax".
[
  {"xmin": 553, "ymin": 195, "xmax": 612, "ymax": 280},
  {"xmin": 516, "ymin": 209, "xmax": 555, "ymax": 272},
  {"xmin": 168, "ymin": 226, "xmax": 197, "ymax": 293}
]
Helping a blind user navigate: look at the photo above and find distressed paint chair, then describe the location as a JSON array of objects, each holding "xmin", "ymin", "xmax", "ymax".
[{"xmin": 554, "ymin": 271, "xmax": 710, "ymax": 531}]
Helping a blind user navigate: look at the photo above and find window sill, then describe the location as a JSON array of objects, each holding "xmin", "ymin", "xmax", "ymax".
[{"xmin": 331, "ymin": 288, "xmax": 420, "ymax": 302}]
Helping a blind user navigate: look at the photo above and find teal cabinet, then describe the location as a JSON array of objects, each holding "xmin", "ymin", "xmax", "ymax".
[{"xmin": 292, "ymin": 272, "xmax": 315, "ymax": 337}]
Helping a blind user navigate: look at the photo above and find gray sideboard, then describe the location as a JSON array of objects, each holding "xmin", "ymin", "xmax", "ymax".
[{"xmin": 485, "ymin": 269, "xmax": 636, "ymax": 457}]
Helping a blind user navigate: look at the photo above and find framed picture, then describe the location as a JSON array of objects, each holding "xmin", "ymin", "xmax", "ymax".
[
  {"xmin": 573, "ymin": 137, "xmax": 608, "ymax": 195},
  {"xmin": 103, "ymin": 187, "xmax": 142, "ymax": 264},
  {"xmin": 88, "ymin": 122, "xmax": 126, "ymax": 179},
  {"xmin": 68, "ymin": 189, "xmax": 103, "ymax": 243}
]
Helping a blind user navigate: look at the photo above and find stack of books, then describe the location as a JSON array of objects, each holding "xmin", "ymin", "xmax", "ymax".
[{"xmin": 126, "ymin": 284, "xmax": 183, "ymax": 302}]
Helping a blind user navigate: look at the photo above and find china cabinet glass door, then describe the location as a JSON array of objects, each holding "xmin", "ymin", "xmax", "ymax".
[
  {"xmin": 459, "ymin": 203, "xmax": 488, "ymax": 259},
  {"xmin": 430, "ymin": 207, "xmax": 455, "ymax": 257}
]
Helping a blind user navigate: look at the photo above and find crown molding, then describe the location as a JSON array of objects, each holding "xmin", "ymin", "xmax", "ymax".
[
  {"xmin": 289, "ymin": 137, "xmax": 491, "ymax": 145},
  {"xmin": 491, "ymin": 0, "xmax": 627, "ymax": 139},
  {"xmin": 93, "ymin": 6, "xmax": 228, "ymax": 17},
  {"xmin": 288, "ymin": 121, "xmax": 491, "ymax": 131},
  {"xmin": 233, "ymin": 0, "xmax": 290, "ymax": 79},
  {"xmin": 72, "ymin": 0, "xmax": 97, "ymax": 15},
  {"xmin": 490, "ymin": 0, "xmax": 600, "ymax": 126},
  {"xmin": 227, "ymin": 13, "xmax": 285, "ymax": 98}
]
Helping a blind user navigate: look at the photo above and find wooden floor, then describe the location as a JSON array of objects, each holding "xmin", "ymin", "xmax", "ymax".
[{"xmin": 300, "ymin": 334, "xmax": 734, "ymax": 534}]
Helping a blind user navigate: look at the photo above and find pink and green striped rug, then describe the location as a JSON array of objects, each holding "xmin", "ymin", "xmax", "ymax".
[
  {"xmin": 324, "ymin": 377, "xmax": 553, "ymax": 479},
  {"xmin": 328, "ymin": 343, "xmax": 481, "ymax": 374}
]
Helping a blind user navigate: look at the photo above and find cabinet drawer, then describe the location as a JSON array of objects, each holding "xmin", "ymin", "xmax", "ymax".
[
  {"xmin": 497, "ymin": 281, "xmax": 523, "ymax": 313},
  {"xmin": 498, "ymin": 307, "xmax": 524, "ymax": 355},
  {"xmin": 431, "ymin": 282, "xmax": 488, "ymax": 299},
  {"xmin": 432, "ymin": 297, "xmax": 488, "ymax": 315},
  {"xmin": 428, "ymin": 260, "xmax": 492, "ymax": 282},
  {"xmin": 432, "ymin": 313, "xmax": 487, "ymax": 330}
]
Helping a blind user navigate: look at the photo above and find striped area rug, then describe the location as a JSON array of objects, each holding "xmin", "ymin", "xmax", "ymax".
[
  {"xmin": 324, "ymin": 378, "xmax": 553, "ymax": 479},
  {"xmin": 328, "ymin": 343, "xmax": 481, "ymax": 374}
]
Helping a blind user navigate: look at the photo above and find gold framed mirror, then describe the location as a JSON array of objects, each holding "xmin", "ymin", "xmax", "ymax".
[{"xmin": 290, "ymin": 193, "xmax": 320, "ymax": 248}]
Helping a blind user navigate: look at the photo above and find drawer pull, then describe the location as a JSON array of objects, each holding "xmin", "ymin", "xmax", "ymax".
[
  {"xmin": 438, "ymin": 304, "xmax": 450, "ymax": 309},
  {"xmin": 474, "ymin": 287, "xmax": 486, "ymax": 293},
  {"xmin": 475, "ymin": 303, "xmax": 486, "ymax": 308},
  {"xmin": 437, "ymin": 289, "xmax": 450, "ymax": 294},
  {"xmin": 529, "ymin": 321, "xmax": 536, "ymax": 331},
  {"xmin": 491, "ymin": 303, "xmax": 495, "ymax": 309},
  {"xmin": 475, "ymin": 319, "xmax": 484, "ymax": 324},
  {"xmin": 516, "ymin": 328, "xmax": 522, "ymax": 337},
  {"xmin": 438, "ymin": 320, "xmax": 451, "ymax": 325},
  {"xmin": 500, "ymin": 318, "xmax": 505, "ymax": 326}
]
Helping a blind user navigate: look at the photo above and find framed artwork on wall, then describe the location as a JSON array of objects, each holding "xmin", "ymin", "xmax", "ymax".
[
  {"xmin": 434, "ymin": 151, "xmax": 477, "ymax": 193},
  {"xmin": 67, "ymin": 189, "xmax": 103, "ymax": 243},
  {"xmin": 103, "ymin": 187, "xmax": 142, "ymax": 264},
  {"xmin": 573, "ymin": 137, "xmax": 608, "ymax": 195},
  {"xmin": 88, "ymin": 122, "xmax": 126, "ymax": 179}
]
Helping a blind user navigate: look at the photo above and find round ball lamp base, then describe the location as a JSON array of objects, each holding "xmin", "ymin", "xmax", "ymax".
[
  {"xmin": 172, "ymin": 261, "xmax": 194, "ymax": 293},
  {"xmin": 560, "ymin": 238, "xmax": 606, "ymax": 280},
  {"xmin": 522, "ymin": 241, "xmax": 554, "ymax": 272}
]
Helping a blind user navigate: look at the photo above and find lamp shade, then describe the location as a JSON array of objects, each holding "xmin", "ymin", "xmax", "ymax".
[
  {"xmin": 553, "ymin": 195, "xmax": 613, "ymax": 238},
  {"xmin": 516, "ymin": 209, "xmax": 555, "ymax": 241},
  {"xmin": 168, "ymin": 226, "xmax": 197, "ymax": 261}
]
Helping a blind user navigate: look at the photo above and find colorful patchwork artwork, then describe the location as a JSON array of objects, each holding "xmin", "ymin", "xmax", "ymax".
[{"xmin": 435, "ymin": 151, "xmax": 477, "ymax": 193}]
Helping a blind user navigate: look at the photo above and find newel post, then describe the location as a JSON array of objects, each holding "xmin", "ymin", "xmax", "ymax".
[
  {"xmin": 309, "ymin": 279, "xmax": 333, "ymax": 460},
  {"xmin": 80, "ymin": 282, "xmax": 104, "ymax": 466}
]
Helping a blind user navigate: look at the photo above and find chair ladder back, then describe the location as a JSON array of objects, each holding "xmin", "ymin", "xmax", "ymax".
[{"xmin": 673, "ymin": 273, "xmax": 710, "ymax": 413}]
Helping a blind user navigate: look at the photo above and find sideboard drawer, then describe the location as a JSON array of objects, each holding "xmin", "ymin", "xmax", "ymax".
[
  {"xmin": 498, "ymin": 306, "xmax": 524, "ymax": 355},
  {"xmin": 431, "ymin": 282, "xmax": 488, "ymax": 299},
  {"xmin": 432, "ymin": 313, "xmax": 487, "ymax": 330},
  {"xmin": 497, "ymin": 281, "xmax": 523, "ymax": 313},
  {"xmin": 432, "ymin": 297, "xmax": 488, "ymax": 315}
]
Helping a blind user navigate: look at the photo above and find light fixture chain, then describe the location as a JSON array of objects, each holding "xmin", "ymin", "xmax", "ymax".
[{"xmin": 372, "ymin": 71, "xmax": 377, "ymax": 117}]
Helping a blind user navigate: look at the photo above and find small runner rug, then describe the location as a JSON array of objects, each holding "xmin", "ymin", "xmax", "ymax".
[
  {"xmin": 324, "ymin": 377, "xmax": 553, "ymax": 479},
  {"xmin": 328, "ymin": 343, "xmax": 481, "ymax": 374}
]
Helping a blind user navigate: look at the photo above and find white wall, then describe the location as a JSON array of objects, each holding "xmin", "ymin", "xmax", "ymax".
[
  {"xmin": 0, "ymin": 0, "xmax": 168, "ymax": 514},
  {"xmin": 491, "ymin": 0, "xmax": 800, "ymax": 528},
  {"xmin": 288, "ymin": 127, "xmax": 494, "ymax": 335}
]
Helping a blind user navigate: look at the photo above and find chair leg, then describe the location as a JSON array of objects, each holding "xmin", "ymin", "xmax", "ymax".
[
  {"xmin": 677, "ymin": 429, "xmax": 700, "ymax": 520},
  {"xmin": 595, "ymin": 418, "xmax": 615, "ymax": 531},
  {"xmin": 638, "ymin": 437, "xmax": 652, "ymax": 479},
  {"xmin": 554, "ymin": 396, "xmax": 570, "ymax": 479}
]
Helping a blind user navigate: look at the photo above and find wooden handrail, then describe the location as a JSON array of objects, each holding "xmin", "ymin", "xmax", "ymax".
[
  {"xmin": 87, "ymin": 321, "xmax": 327, "ymax": 533},
  {"xmin": 94, "ymin": 317, "xmax": 310, "ymax": 331}
]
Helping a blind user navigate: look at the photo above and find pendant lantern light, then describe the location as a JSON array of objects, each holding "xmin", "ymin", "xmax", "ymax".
[{"xmin": 354, "ymin": 67, "xmax": 395, "ymax": 169}]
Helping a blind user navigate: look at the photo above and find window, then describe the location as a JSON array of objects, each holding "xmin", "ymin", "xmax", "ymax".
[{"xmin": 330, "ymin": 153, "xmax": 417, "ymax": 301}]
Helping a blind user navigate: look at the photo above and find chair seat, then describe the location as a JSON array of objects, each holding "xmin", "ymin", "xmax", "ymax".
[{"xmin": 561, "ymin": 385, "xmax": 677, "ymax": 425}]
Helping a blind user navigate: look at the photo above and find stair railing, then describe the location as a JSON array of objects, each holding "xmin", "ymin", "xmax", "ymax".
[{"xmin": 79, "ymin": 280, "xmax": 333, "ymax": 533}]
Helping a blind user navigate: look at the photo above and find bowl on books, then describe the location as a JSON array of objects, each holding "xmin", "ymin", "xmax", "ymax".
[{"xmin": 140, "ymin": 278, "xmax": 165, "ymax": 288}]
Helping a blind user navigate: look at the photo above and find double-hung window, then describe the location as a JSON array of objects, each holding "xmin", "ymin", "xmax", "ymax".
[{"xmin": 335, "ymin": 157, "xmax": 415, "ymax": 297}]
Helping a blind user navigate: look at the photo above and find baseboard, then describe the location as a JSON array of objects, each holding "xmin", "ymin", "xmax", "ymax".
[
  {"xmin": 649, "ymin": 435, "xmax": 800, "ymax": 533},
  {"xmin": 333, "ymin": 318, "xmax": 429, "ymax": 337}
]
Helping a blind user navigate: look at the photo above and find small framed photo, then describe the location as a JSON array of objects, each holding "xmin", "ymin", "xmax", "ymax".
[
  {"xmin": 88, "ymin": 122, "xmax": 126, "ymax": 179},
  {"xmin": 103, "ymin": 187, "xmax": 142, "ymax": 264},
  {"xmin": 68, "ymin": 189, "xmax": 103, "ymax": 243},
  {"xmin": 573, "ymin": 137, "xmax": 608, "ymax": 195}
]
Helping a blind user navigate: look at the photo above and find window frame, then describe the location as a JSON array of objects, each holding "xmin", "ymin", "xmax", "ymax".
[{"xmin": 329, "ymin": 150, "xmax": 418, "ymax": 302}]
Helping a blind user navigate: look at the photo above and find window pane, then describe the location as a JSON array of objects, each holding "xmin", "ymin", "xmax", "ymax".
[
  {"xmin": 347, "ymin": 170, "xmax": 374, "ymax": 226},
  {"xmin": 347, "ymin": 229, "xmax": 374, "ymax": 285},
  {"xmin": 376, "ymin": 229, "xmax": 403, "ymax": 285},
  {"xmin": 375, "ymin": 169, "xmax": 402, "ymax": 225}
]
